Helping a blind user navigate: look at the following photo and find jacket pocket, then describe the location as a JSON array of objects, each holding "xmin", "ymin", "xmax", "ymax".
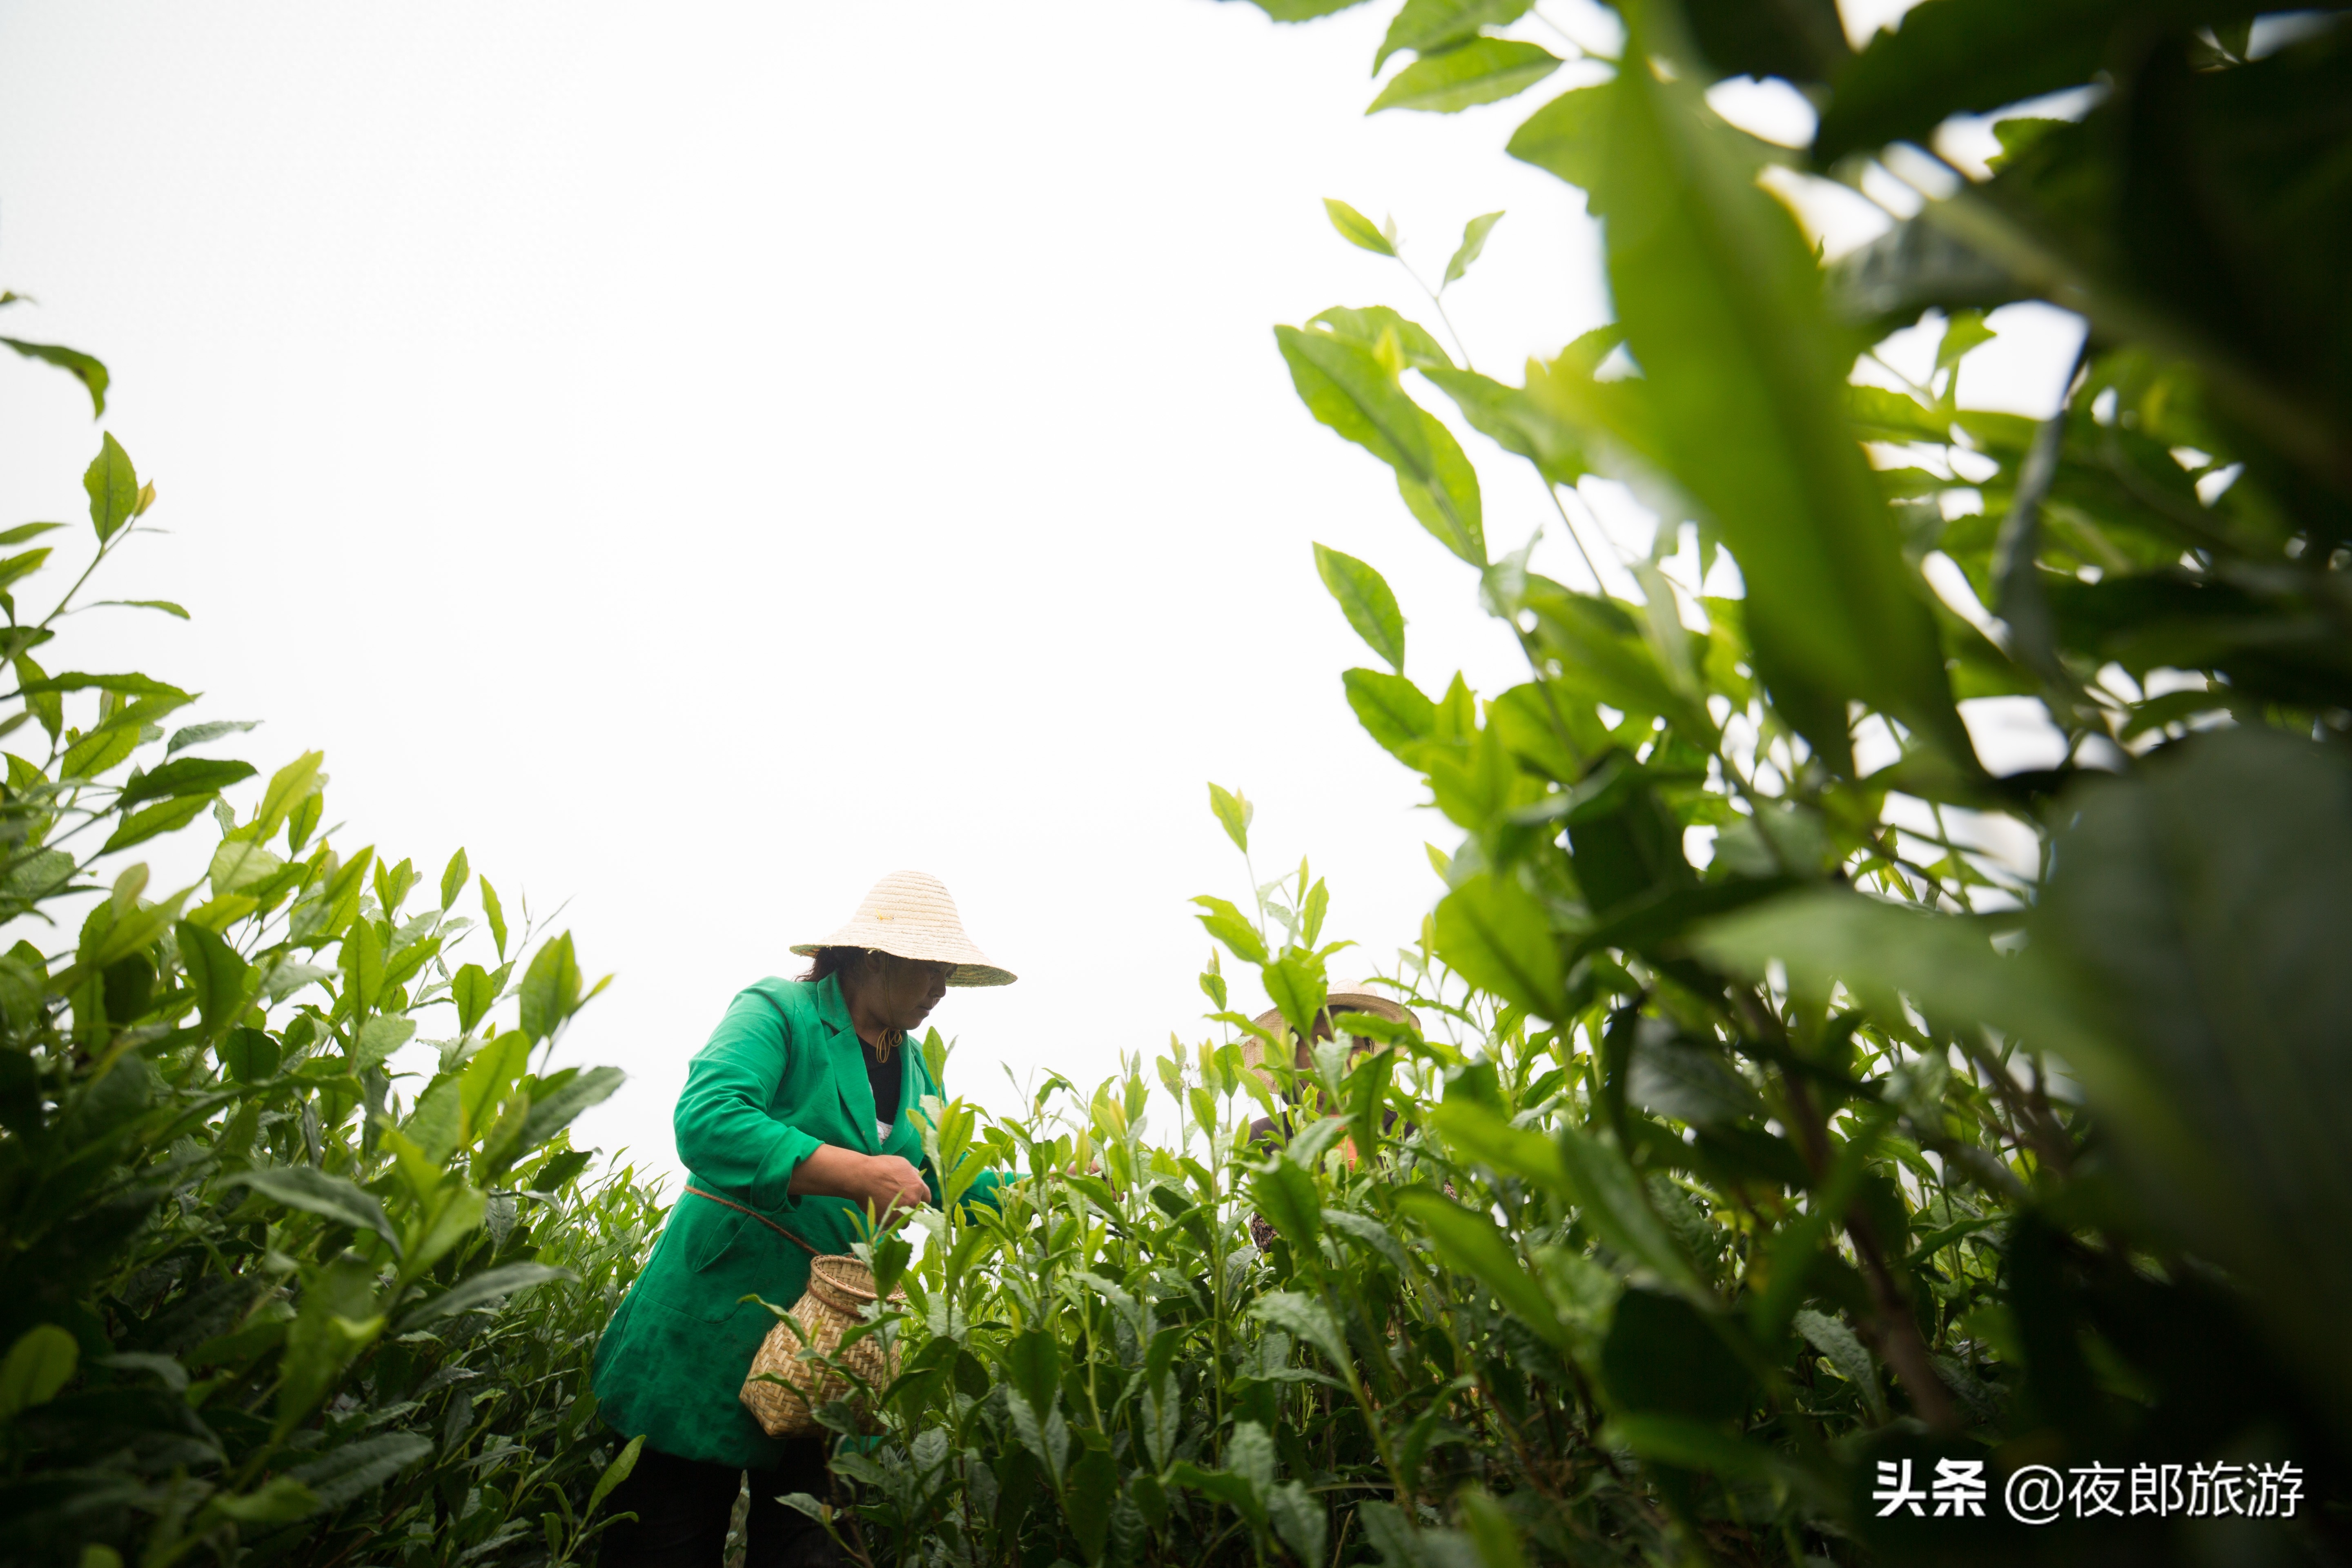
[
  {"xmin": 637, "ymin": 1198, "xmax": 760, "ymax": 1323},
  {"xmin": 688, "ymin": 1205, "xmax": 751, "ymax": 1274}
]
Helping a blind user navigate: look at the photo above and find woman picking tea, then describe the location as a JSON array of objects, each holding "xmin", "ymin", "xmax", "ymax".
[{"xmin": 592, "ymin": 871, "xmax": 1016, "ymax": 1568}]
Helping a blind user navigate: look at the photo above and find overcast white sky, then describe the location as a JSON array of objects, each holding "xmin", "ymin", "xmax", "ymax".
[{"xmin": 0, "ymin": 0, "xmax": 2082, "ymax": 1184}]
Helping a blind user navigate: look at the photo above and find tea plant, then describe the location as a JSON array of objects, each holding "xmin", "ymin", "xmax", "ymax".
[
  {"xmin": 0, "ymin": 314, "xmax": 660, "ymax": 1566},
  {"xmin": 805, "ymin": 1, "xmax": 2350, "ymax": 1564}
]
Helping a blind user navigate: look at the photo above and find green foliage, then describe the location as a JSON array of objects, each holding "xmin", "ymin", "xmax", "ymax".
[
  {"xmin": 810, "ymin": 3, "xmax": 2347, "ymax": 1565},
  {"xmin": 1311, "ymin": 543, "xmax": 1406, "ymax": 673},
  {"xmin": 0, "ymin": 332, "xmax": 656, "ymax": 1565},
  {"xmin": 1365, "ymin": 38, "xmax": 1561, "ymax": 115}
]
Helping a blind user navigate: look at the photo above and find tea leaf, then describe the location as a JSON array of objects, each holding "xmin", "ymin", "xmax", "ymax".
[
  {"xmin": 1375, "ymin": 0, "xmax": 1533, "ymax": 71},
  {"xmin": 2, "ymin": 337, "xmax": 109, "ymax": 416},
  {"xmin": 1368, "ymin": 38, "xmax": 1560, "ymax": 115},
  {"xmin": 82, "ymin": 434, "xmax": 138, "ymax": 544},
  {"xmin": 1442, "ymin": 210, "xmax": 1504, "ymax": 288},
  {"xmin": 1313, "ymin": 543, "xmax": 1406, "ymax": 673},
  {"xmin": 1322, "ymin": 198, "xmax": 1395, "ymax": 257}
]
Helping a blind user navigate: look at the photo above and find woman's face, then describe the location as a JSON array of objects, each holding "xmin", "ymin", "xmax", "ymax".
[{"xmin": 866, "ymin": 953, "xmax": 953, "ymax": 1032}]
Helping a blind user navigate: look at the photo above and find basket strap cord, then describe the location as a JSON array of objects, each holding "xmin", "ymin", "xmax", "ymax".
[{"xmin": 683, "ymin": 1184, "xmax": 820, "ymax": 1258}]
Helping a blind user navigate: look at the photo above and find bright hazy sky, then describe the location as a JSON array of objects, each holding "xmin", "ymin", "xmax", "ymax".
[{"xmin": 0, "ymin": 0, "xmax": 2081, "ymax": 1183}]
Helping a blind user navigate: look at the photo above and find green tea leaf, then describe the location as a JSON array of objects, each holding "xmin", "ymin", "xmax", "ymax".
[
  {"xmin": 178, "ymin": 920, "xmax": 254, "ymax": 1036},
  {"xmin": 0, "ymin": 1324, "xmax": 78, "ymax": 1419},
  {"xmin": 1191, "ymin": 895, "xmax": 1269, "ymax": 966},
  {"xmin": 1554, "ymin": 1123, "xmax": 1704, "ymax": 1298},
  {"xmin": 285, "ymin": 1432, "xmax": 434, "ymax": 1513},
  {"xmin": 118, "ymin": 757, "xmax": 255, "ymax": 811},
  {"xmin": 1269, "ymin": 1480, "xmax": 1327, "ymax": 1567},
  {"xmin": 517, "ymin": 1064, "xmax": 624, "ymax": 1152},
  {"xmin": 1394, "ymin": 1187, "xmax": 1569, "ymax": 1347},
  {"xmin": 1342, "ymin": 668, "xmax": 1438, "ymax": 759},
  {"xmin": 231, "ymin": 1166, "xmax": 401, "ymax": 1256},
  {"xmin": 439, "ymin": 847, "xmax": 469, "ymax": 910},
  {"xmin": 1369, "ymin": 38, "xmax": 1560, "ymax": 114},
  {"xmin": 82, "ymin": 433, "xmax": 138, "ymax": 544},
  {"xmin": 1307, "ymin": 305, "xmax": 1454, "ymax": 372},
  {"xmin": 253, "ymin": 751, "xmax": 324, "ymax": 841},
  {"xmin": 352, "ymin": 1014, "xmax": 416, "ymax": 1074},
  {"xmin": 1793, "ymin": 1308, "xmax": 1887, "ymax": 1424},
  {"xmin": 460, "ymin": 1034, "xmax": 530, "ymax": 1142},
  {"xmin": 408, "ymin": 1183, "xmax": 488, "ymax": 1274},
  {"xmin": 79, "ymin": 599, "xmax": 188, "ymax": 619},
  {"xmin": 1323, "ymin": 198, "xmax": 1396, "ymax": 257},
  {"xmin": 1433, "ymin": 872, "xmax": 1568, "ymax": 1021},
  {"xmin": 1442, "ymin": 210, "xmax": 1504, "ymax": 288},
  {"xmin": 204, "ymin": 1476, "xmax": 320, "ymax": 1527},
  {"xmin": 1585, "ymin": 17, "xmax": 1969, "ymax": 773},
  {"xmin": 479, "ymin": 876, "xmax": 509, "ymax": 960},
  {"xmin": 1207, "ymin": 782, "xmax": 1253, "ymax": 853},
  {"xmin": 1314, "ymin": 543, "xmax": 1407, "ymax": 673},
  {"xmin": 1066, "ymin": 1446, "xmax": 1117, "ymax": 1564},
  {"xmin": 1428, "ymin": 1098, "xmax": 1567, "ymax": 1189},
  {"xmin": 1169, "ymin": 1460, "xmax": 1263, "ymax": 1525},
  {"xmin": 587, "ymin": 1434, "xmax": 644, "ymax": 1518},
  {"xmin": 339, "ymin": 916, "xmax": 385, "ymax": 1011},
  {"xmin": 1276, "ymin": 325, "xmax": 1485, "ymax": 564},
  {"xmin": 1255, "ymin": 1289, "xmax": 1351, "ymax": 1368},
  {"xmin": 1375, "ymin": 0, "xmax": 1533, "ymax": 71},
  {"xmin": 1241, "ymin": 0, "xmax": 1372, "ymax": 19},
  {"xmin": 2, "ymin": 337, "xmax": 109, "ymax": 417},
  {"xmin": 0, "ymin": 548, "xmax": 52, "ymax": 596},
  {"xmin": 1263, "ymin": 953, "xmax": 1331, "ymax": 1043},
  {"xmin": 394, "ymin": 1261, "xmax": 572, "ymax": 1332},
  {"xmin": 100, "ymin": 795, "xmax": 216, "ymax": 855},
  {"xmin": 1814, "ymin": 0, "xmax": 2134, "ymax": 164},
  {"xmin": 1250, "ymin": 1161, "xmax": 1323, "ymax": 1250},
  {"xmin": 1006, "ymin": 1327, "xmax": 1060, "ymax": 1422},
  {"xmin": 2024, "ymin": 732, "xmax": 2352, "ymax": 1415},
  {"xmin": 20, "ymin": 669, "xmax": 189, "ymax": 699},
  {"xmin": 60, "ymin": 725, "xmax": 140, "ymax": 780},
  {"xmin": 220, "ymin": 1027, "xmax": 280, "ymax": 1083},
  {"xmin": 453, "ymin": 962, "xmax": 497, "ymax": 1036},
  {"xmin": 166, "ymin": 719, "xmax": 261, "ymax": 756},
  {"xmin": 517, "ymin": 932, "xmax": 581, "ymax": 1044},
  {"xmin": 381, "ymin": 944, "xmax": 441, "ymax": 1012},
  {"xmin": 1504, "ymin": 83, "xmax": 1610, "ymax": 193}
]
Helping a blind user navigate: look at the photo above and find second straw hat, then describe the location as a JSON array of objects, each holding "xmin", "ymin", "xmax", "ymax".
[
  {"xmin": 789, "ymin": 871, "xmax": 1017, "ymax": 987},
  {"xmin": 1243, "ymin": 980, "xmax": 1417, "ymax": 1074}
]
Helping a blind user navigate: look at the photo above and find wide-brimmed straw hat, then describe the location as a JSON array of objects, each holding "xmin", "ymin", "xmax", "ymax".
[
  {"xmin": 1241, "ymin": 981, "xmax": 1417, "ymax": 1076},
  {"xmin": 790, "ymin": 871, "xmax": 1016, "ymax": 987}
]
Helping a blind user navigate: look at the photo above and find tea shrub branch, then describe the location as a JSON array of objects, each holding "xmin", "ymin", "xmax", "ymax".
[{"xmin": 0, "ymin": 301, "xmax": 660, "ymax": 1563}]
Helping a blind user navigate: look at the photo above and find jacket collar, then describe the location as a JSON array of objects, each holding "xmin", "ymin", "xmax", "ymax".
[{"xmin": 814, "ymin": 973, "xmax": 855, "ymax": 1039}]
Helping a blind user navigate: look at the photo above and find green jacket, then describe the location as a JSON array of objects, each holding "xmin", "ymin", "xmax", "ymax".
[{"xmin": 591, "ymin": 975, "xmax": 990, "ymax": 1468}]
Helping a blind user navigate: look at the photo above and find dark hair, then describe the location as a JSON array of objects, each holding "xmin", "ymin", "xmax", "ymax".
[{"xmin": 798, "ymin": 946, "xmax": 872, "ymax": 984}]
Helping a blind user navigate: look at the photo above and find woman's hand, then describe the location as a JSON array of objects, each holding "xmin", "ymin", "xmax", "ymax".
[
  {"xmin": 789, "ymin": 1144, "xmax": 931, "ymax": 1221},
  {"xmin": 847, "ymin": 1154, "xmax": 931, "ymax": 1220}
]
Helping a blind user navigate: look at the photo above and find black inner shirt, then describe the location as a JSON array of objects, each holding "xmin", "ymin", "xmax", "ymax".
[{"xmin": 864, "ymin": 1037, "xmax": 904, "ymax": 1133}]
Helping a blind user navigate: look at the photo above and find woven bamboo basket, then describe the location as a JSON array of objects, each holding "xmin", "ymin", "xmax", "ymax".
[{"xmin": 740, "ymin": 1253, "xmax": 906, "ymax": 1438}]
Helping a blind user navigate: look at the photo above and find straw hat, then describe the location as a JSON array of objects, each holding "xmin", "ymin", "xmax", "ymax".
[
  {"xmin": 790, "ymin": 871, "xmax": 1016, "ymax": 987},
  {"xmin": 1241, "ymin": 980, "xmax": 1417, "ymax": 1076}
]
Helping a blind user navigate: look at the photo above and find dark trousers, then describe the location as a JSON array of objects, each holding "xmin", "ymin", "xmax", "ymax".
[{"xmin": 597, "ymin": 1439, "xmax": 842, "ymax": 1568}]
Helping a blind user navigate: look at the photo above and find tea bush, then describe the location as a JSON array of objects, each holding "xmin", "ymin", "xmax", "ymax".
[
  {"xmin": 794, "ymin": 2, "xmax": 2351, "ymax": 1566},
  {"xmin": 0, "ymin": 310, "xmax": 663, "ymax": 1565}
]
